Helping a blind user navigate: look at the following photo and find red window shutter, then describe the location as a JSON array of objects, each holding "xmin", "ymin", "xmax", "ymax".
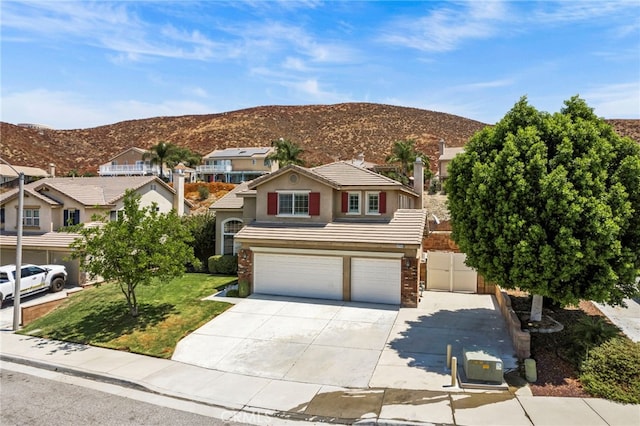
[
  {"xmin": 379, "ymin": 191, "xmax": 387, "ymax": 214},
  {"xmin": 341, "ymin": 192, "xmax": 348, "ymax": 213},
  {"xmin": 309, "ymin": 192, "xmax": 320, "ymax": 216},
  {"xmin": 267, "ymin": 192, "xmax": 278, "ymax": 215}
]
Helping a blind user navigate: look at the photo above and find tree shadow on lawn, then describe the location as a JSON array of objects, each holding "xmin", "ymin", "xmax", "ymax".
[{"xmin": 52, "ymin": 301, "xmax": 175, "ymax": 344}]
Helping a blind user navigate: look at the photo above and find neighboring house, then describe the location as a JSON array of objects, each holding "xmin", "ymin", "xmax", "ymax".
[
  {"xmin": 0, "ymin": 175, "xmax": 190, "ymax": 234},
  {"xmin": 197, "ymin": 147, "xmax": 278, "ymax": 183},
  {"xmin": 0, "ymin": 164, "xmax": 52, "ymax": 186},
  {"xmin": 98, "ymin": 147, "xmax": 161, "ymax": 177},
  {"xmin": 0, "ymin": 174, "xmax": 189, "ymax": 286},
  {"xmin": 211, "ymin": 159, "xmax": 427, "ymax": 307},
  {"xmin": 437, "ymin": 139, "xmax": 464, "ymax": 181}
]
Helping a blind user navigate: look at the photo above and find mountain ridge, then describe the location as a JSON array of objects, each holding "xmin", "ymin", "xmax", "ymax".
[{"xmin": 1, "ymin": 102, "xmax": 638, "ymax": 176}]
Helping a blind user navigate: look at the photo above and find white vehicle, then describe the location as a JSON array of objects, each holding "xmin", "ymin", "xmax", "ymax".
[{"xmin": 0, "ymin": 264, "xmax": 67, "ymax": 305}]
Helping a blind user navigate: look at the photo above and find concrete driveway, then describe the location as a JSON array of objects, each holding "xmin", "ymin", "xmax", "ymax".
[{"xmin": 172, "ymin": 292, "xmax": 518, "ymax": 390}]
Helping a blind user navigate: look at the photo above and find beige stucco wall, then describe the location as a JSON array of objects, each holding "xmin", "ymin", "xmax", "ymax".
[
  {"xmin": 230, "ymin": 157, "xmax": 273, "ymax": 173},
  {"xmin": 331, "ymin": 189, "xmax": 409, "ymax": 220},
  {"xmin": 254, "ymin": 171, "xmax": 334, "ymax": 223},
  {"xmin": 107, "ymin": 150, "xmax": 146, "ymax": 166},
  {"xmin": 214, "ymin": 210, "xmax": 243, "ymax": 255},
  {"xmin": 2, "ymin": 195, "xmax": 56, "ymax": 234}
]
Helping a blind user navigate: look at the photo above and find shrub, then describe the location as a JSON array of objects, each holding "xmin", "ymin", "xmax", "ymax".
[
  {"xmin": 197, "ymin": 185, "xmax": 210, "ymax": 200},
  {"xmin": 238, "ymin": 279, "xmax": 250, "ymax": 298},
  {"xmin": 226, "ymin": 289, "xmax": 239, "ymax": 297},
  {"xmin": 182, "ymin": 213, "xmax": 216, "ymax": 271},
  {"xmin": 580, "ymin": 337, "xmax": 640, "ymax": 404},
  {"xmin": 566, "ymin": 316, "xmax": 620, "ymax": 363},
  {"xmin": 208, "ymin": 254, "xmax": 238, "ymax": 275}
]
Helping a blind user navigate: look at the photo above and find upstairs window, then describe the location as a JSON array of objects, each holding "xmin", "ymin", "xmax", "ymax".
[
  {"xmin": 278, "ymin": 192, "xmax": 309, "ymax": 216},
  {"xmin": 366, "ymin": 192, "xmax": 386, "ymax": 215},
  {"xmin": 348, "ymin": 192, "xmax": 360, "ymax": 214},
  {"xmin": 268, "ymin": 191, "xmax": 319, "ymax": 216},
  {"xmin": 367, "ymin": 192, "xmax": 379, "ymax": 214},
  {"xmin": 63, "ymin": 209, "xmax": 80, "ymax": 226},
  {"xmin": 23, "ymin": 208, "xmax": 40, "ymax": 227}
]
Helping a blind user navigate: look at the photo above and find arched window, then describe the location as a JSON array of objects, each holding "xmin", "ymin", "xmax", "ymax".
[{"xmin": 222, "ymin": 219, "xmax": 243, "ymax": 255}]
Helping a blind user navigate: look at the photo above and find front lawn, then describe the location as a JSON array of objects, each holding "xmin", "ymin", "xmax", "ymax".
[{"xmin": 19, "ymin": 274, "xmax": 236, "ymax": 358}]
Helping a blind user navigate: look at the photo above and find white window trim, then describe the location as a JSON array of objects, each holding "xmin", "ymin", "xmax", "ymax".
[
  {"xmin": 221, "ymin": 217, "xmax": 243, "ymax": 255},
  {"xmin": 366, "ymin": 191, "xmax": 381, "ymax": 215},
  {"xmin": 347, "ymin": 191, "xmax": 361, "ymax": 215},
  {"xmin": 276, "ymin": 190, "xmax": 311, "ymax": 218},
  {"xmin": 22, "ymin": 207, "xmax": 40, "ymax": 227}
]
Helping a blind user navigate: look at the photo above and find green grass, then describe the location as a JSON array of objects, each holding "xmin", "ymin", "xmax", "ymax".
[{"xmin": 19, "ymin": 273, "xmax": 236, "ymax": 358}]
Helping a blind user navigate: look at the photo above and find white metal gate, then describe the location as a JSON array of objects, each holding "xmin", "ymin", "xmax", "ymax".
[{"xmin": 426, "ymin": 251, "xmax": 477, "ymax": 293}]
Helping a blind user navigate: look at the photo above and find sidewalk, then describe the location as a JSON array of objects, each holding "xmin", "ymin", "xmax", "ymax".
[{"xmin": 1, "ymin": 332, "xmax": 638, "ymax": 425}]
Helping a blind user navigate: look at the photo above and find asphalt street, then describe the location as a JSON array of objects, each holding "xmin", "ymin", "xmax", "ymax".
[{"xmin": 0, "ymin": 362, "xmax": 246, "ymax": 426}]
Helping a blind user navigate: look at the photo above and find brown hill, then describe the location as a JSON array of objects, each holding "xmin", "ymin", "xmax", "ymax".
[{"xmin": 1, "ymin": 103, "xmax": 638, "ymax": 176}]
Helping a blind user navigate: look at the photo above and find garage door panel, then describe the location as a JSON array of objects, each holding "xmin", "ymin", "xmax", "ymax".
[
  {"xmin": 254, "ymin": 253, "xmax": 343, "ymax": 300},
  {"xmin": 351, "ymin": 258, "xmax": 400, "ymax": 305}
]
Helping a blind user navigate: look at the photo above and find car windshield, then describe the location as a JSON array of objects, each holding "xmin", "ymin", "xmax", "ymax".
[{"xmin": 0, "ymin": 272, "xmax": 10, "ymax": 283}]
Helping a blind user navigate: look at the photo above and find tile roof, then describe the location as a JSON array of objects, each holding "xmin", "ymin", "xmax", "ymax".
[
  {"xmin": 0, "ymin": 187, "xmax": 62, "ymax": 206},
  {"xmin": 204, "ymin": 147, "xmax": 272, "ymax": 159},
  {"xmin": 312, "ymin": 161, "xmax": 407, "ymax": 188},
  {"xmin": 0, "ymin": 231, "xmax": 80, "ymax": 249},
  {"xmin": 210, "ymin": 181, "xmax": 250, "ymax": 210},
  {"xmin": 248, "ymin": 162, "xmax": 418, "ymax": 196},
  {"xmin": 30, "ymin": 176, "xmax": 163, "ymax": 206},
  {"xmin": 235, "ymin": 209, "xmax": 426, "ymax": 246},
  {"xmin": 0, "ymin": 164, "xmax": 49, "ymax": 178}
]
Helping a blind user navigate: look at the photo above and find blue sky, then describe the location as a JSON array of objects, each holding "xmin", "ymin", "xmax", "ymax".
[{"xmin": 1, "ymin": 1, "xmax": 639, "ymax": 130}]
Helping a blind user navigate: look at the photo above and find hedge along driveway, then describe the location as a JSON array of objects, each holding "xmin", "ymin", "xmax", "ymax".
[{"xmin": 18, "ymin": 274, "xmax": 236, "ymax": 358}]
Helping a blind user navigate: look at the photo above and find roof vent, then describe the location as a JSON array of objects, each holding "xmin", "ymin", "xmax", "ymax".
[{"xmin": 289, "ymin": 173, "xmax": 299, "ymax": 184}]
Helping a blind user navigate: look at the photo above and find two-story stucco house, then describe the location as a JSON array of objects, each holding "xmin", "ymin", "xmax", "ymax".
[
  {"xmin": 0, "ymin": 175, "xmax": 189, "ymax": 285},
  {"xmin": 211, "ymin": 159, "xmax": 427, "ymax": 307},
  {"xmin": 98, "ymin": 147, "xmax": 160, "ymax": 177},
  {"xmin": 196, "ymin": 147, "xmax": 278, "ymax": 183}
]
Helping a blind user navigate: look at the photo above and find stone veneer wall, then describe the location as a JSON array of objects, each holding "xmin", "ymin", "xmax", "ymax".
[
  {"xmin": 493, "ymin": 285, "xmax": 531, "ymax": 360},
  {"xmin": 401, "ymin": 257, "xmax": 419, "ymax": 308},
  {"xmin": 238, "ymin": 248, "xmax": 253, "ymax": 292}
]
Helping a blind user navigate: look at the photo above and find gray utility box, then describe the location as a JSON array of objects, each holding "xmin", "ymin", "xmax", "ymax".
[{"xmin": 463, "ymin": 348, "xmax": 504, "ymax": 383}]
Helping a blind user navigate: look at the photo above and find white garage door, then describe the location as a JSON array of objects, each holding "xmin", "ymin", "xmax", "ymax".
[
  {"xmin": 254, "ymin": 253, "xmax": 343, "ymax": 300},
  {"xmin": 426, "ymin": 251, "xmax": 477, "ymax": 293},
  {"xmin": 351, "ymin": 258, "xmax": 401, "ymax": 305}
]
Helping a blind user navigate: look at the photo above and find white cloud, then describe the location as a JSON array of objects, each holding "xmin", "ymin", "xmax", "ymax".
[
  {"xmin": 380, "ymin": 1, "xmax": 508, "ymax": 52},
  {"xmin": 1, "ymin": 1, "xmax": 232, "ymax": 62},
  {"xmin": 0, "ymin": 89, "xmax": 212, "ymax": 129},
  {"xmin": 453, "ymin": 78, "xmax": 515, "ymax": 91},
  {"xmin": 282, "ymin": 78, "xmax": 350, "ymax": 104},
  {"xmin": 583, "ymin": 82, "xmax": 640, "ymax": 118}
]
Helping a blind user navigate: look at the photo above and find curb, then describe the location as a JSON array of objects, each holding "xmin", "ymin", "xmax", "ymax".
[{"xmin": 0, "ymin": 354, "xmax": 380, "ymax": 425}]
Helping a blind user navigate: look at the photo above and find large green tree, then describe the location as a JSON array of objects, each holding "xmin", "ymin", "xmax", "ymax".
[
  {"xmin": 267, "ymin": 138, "xmax": 305, "ymax": 167},
  {"xmin": 445, "ymin": 96, "xmax": 640, "ymax": 320},
  {"xmin": 166, "ymin": 146, "xmax": 202, "ymax": 169},
  {"xmin": 70, "ymin": 190, "xmax": 198, "ymax": 317}
]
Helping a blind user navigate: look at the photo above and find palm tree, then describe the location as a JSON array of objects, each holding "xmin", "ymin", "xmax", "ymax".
[
  {"xmin": 267, "ymin": 138, "xmax": 305, "ymax": 167},
  {"xmin": 386, "ymin": 139, "xmax": 417, "ymax": 178},
  {"xmin": 143, "ymin": 141, "xmax": 178, "ymax": 180}
]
